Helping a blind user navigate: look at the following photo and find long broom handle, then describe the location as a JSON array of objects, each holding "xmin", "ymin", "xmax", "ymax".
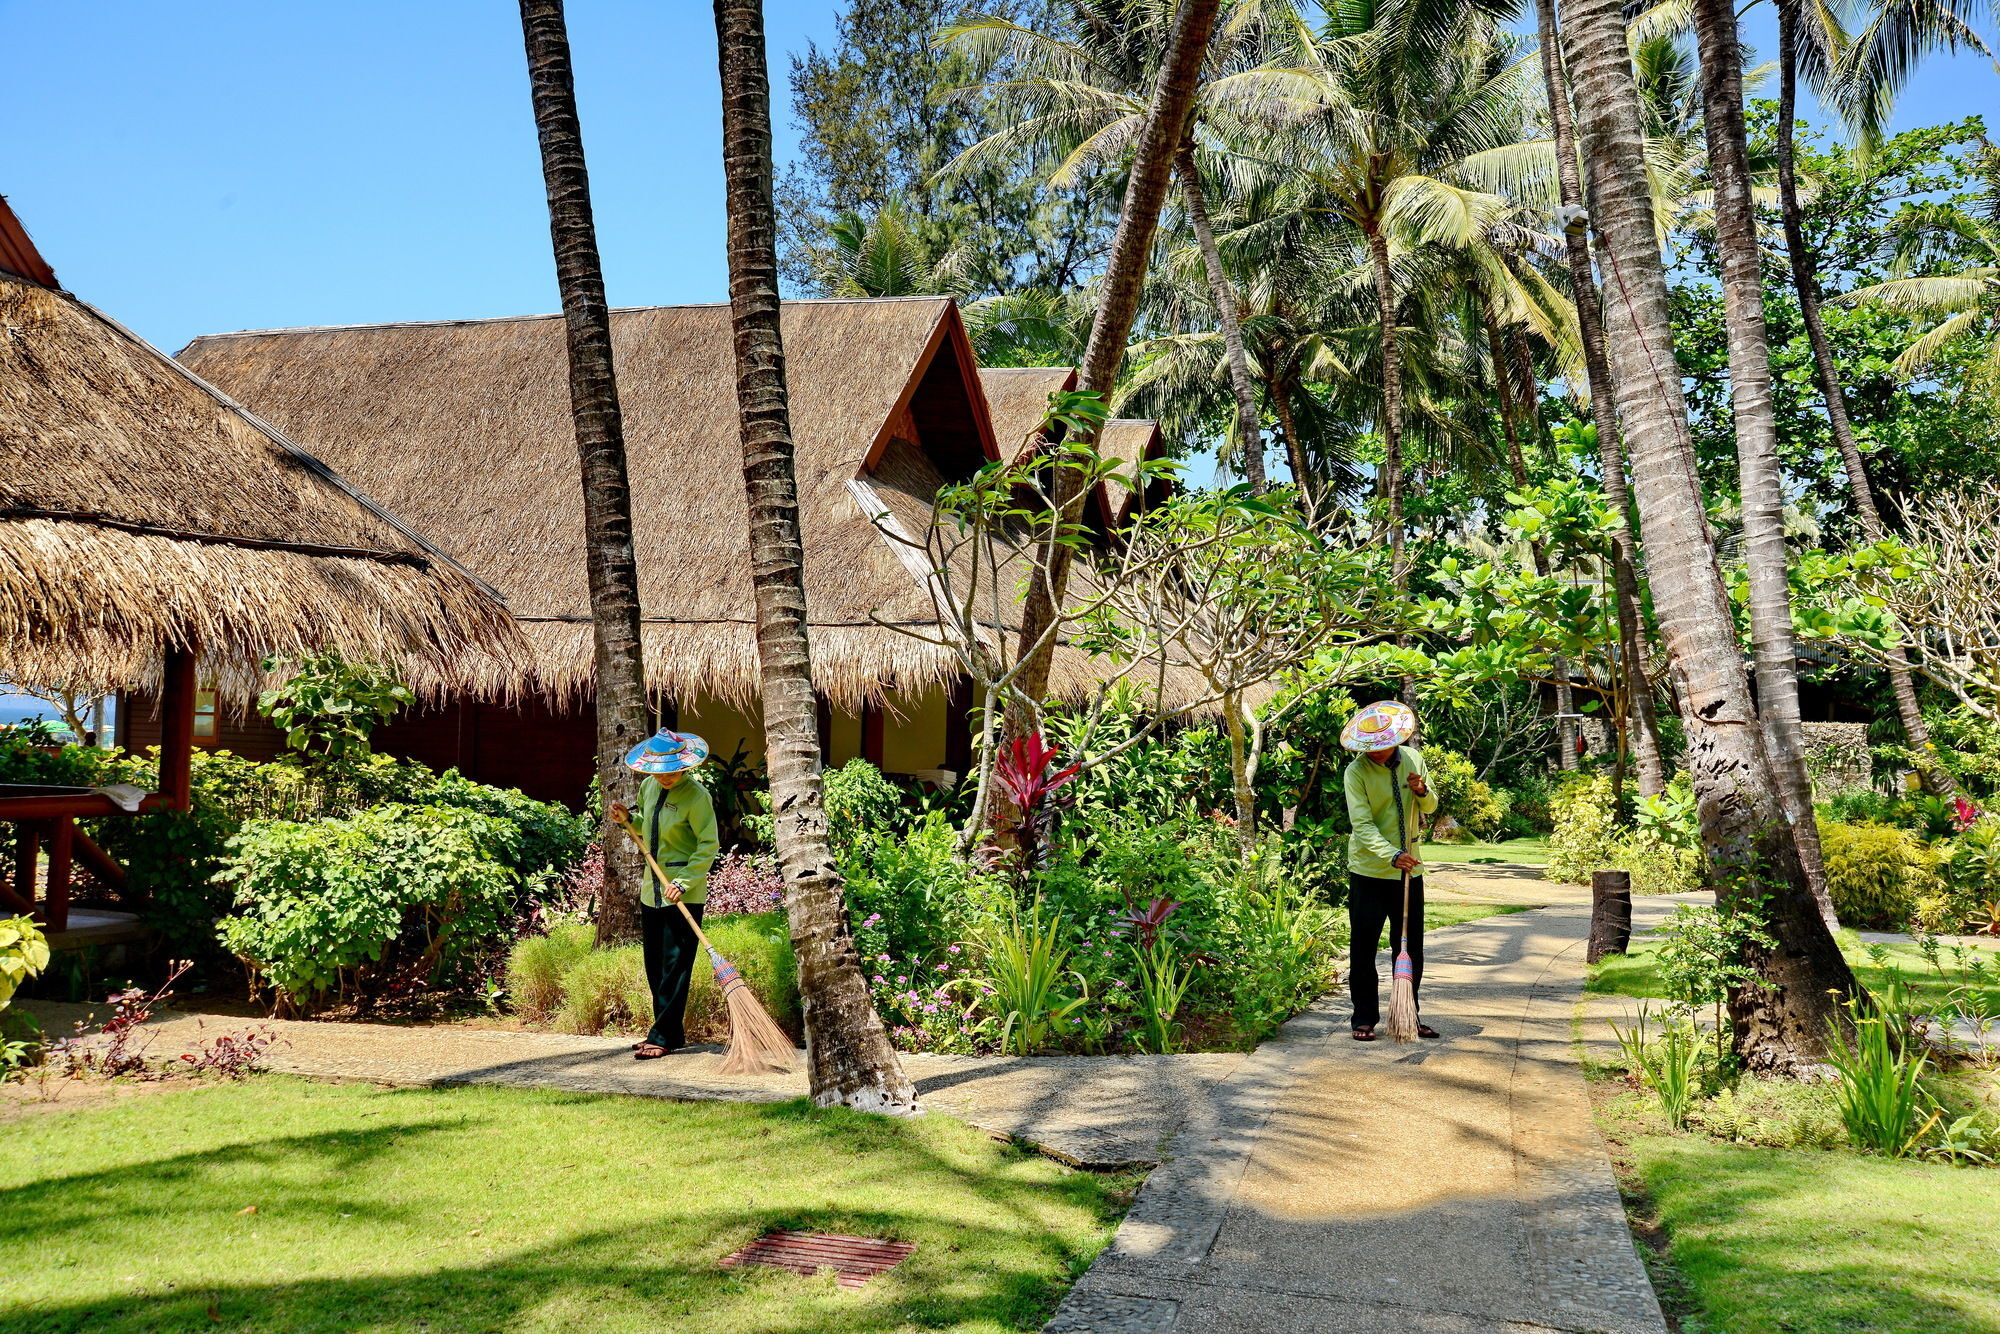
[
  {"xmin": 610, "ymin": 813, "xmax": 726, "ymax": 959},
  {"xmin": 1392, "ymin": 754, "xmax": 1413, "ymax": 946}
]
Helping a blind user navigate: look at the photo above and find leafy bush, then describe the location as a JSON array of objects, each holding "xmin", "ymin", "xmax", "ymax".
[
  {"xmin": 1823, "ymin": 788, "xmax": 1899, "ymax": 826},
  {"xmin": 846, "ymin": 812, "xmax": 999, "ymax": 966},
  {"xmin": 216, "ymin": 803, "xmax": 522, "ymax": 1007},
  {"xmin": 1503, "ymin": 769, "xmax": 1555, "ymax": 836},
  {"xmin": 418, "ymin": 770, "xmax": 589, "ymax": 886},
  {"xmin": 1424, "ymin": 746, "xmax": 1503, "ymax": 840},
  {"xmin": 823, "ymin": 759, "xmax": 908, "ymax": 848},
  {"xmin": 1820, "ymin": 819, "xmax": 1940, "ymax": 928},
  {"xmin": 704, "ymin": 852, "xmax": 784, "ymax": 915},
  {"xmin": 0, "ymin": 916, "xmax": 51, "ymax": 1011},
  {"xmin": 1548, "ymin": 774, "xmax": 1620, "ymax": 883},
  {"xmin": 1935, "ymin": 818, "xmax": 2000, "ymax": 933},
  {"xmin": 505, "ymin": 921, "xmax": 594, "ymax": 1021},
  {"xmin": 257, "ymin": 649, "xmax": 413, "ymax": 760}
]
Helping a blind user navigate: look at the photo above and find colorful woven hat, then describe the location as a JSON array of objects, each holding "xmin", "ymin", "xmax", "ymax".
[
  {"xmin": 1340, "ymin": 700, "xmax": 1417, "ymax": 753},
  {"xmin": 624, "ymin": 728, "xmax": 710, "ymax": 774}
]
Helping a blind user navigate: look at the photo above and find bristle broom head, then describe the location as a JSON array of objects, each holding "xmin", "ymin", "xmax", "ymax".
[
  {"xmin": 1387, "ymin": 950, "xmax": 1419, "ymax": 1045},
  {"xmin": 709, "ymin": 951, "xmax": 800, "ymax": 1076}
]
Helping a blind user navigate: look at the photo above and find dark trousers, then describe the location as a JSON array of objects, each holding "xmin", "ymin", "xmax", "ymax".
[
  {"xmin": 1348, "ymin": 872, "xmax": 1424, "ymax": 1027},
  {"xmin": 639, "ymin": 900, "xmax": 704, "ymax": 1049}
]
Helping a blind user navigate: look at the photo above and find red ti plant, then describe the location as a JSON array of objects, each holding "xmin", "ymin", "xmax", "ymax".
[
  {"xmin": 1954, "ymin": 795, "xmax": 1981, "ymax": 833},
  {"xmin": 1113, "ymin": 898, "xmax": 1183, "ymax": 950},
  {"xmin": 991, "ymin": 732, "xmax": 1081, "ymax": 874}
]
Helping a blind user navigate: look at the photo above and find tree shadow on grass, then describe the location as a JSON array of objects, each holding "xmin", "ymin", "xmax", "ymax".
[{"xmin": 2, "ymin": 1088, "xmax": 1121, "ymax": 1334}]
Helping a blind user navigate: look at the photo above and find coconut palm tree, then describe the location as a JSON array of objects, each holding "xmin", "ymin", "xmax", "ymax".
[
  {"xmin": 939, "ymin": 2, "xmax": 1305, "ymax": 491},
  {"xmin": 712, "ymin": 0, "xmax": 917, "ymax": 1114},
  {"xmin": 1768, "ymin": 0, "xmax": 1987, "ymax": 791},
  {"xmin": 995, "ymin": 0, "xmax": 1227, "ymax": 715},
  {"xmin": 1557, "ymin": 0, "xmax": 1860, "ymax": 1071},
  {"xmin": 1690, "ymin": 0, "xmax": 1836, "ymax": 924},
  {"xmin": 1839, "ymin": 150, "xmax": 2000, "ymax": 384},
  {"xmin": 516, "ymin": 0, "xmax": 651, "ymax": 946},
  {"xmin": 1526, "ymin": 0, "xmax": 1669, "ymax": 798}
]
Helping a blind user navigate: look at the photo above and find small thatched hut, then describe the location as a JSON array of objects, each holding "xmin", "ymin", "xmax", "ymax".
[
  {"xmin": 0, "ymin": 197, "xmax": 521, "ymax": 704},
  {"xmin": 0, "ymin": 197, "xmax": 522, "ymax": 928}
]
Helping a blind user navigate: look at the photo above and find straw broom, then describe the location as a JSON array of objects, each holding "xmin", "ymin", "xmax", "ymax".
[
  {"xmin": 610, "ymin": 810, "xmax": 799, "ymax": 1075},
  {"xmin": 1386, "ymin": 756, "xmax": 1421, "ymax": 1044}
]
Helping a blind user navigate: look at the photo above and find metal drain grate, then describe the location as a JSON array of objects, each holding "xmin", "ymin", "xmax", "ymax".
[{"xmin": 720, "ymin": 1231, "xmax": 917, "ymax": 1288}]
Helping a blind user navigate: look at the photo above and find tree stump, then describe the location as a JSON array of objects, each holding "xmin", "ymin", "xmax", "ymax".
[{"xmin": 1587, "ymin": 870, "xmax": 1633, "ymax": 964}]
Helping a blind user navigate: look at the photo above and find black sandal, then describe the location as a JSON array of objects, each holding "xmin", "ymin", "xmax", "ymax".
[
  {"xmin": 1352, "ymin": 1026, "xmax": 1377, "ymax": 1042},
  {"xmin": 1417, "ymin": 1024, "xmax": 1441, "ymax": 1040}
]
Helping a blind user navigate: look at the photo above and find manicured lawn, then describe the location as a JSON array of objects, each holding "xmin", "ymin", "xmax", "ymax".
[
  {"xmin": 1588, "ymin": 927, "xmax": 2000, "ymax": 1015},
  {"xmin": 1417, "ymin": 836, "xmax": 1551, "ymax": 867},
  {"xmin": 1622, "ymin": 1132, "xmax": 2000, "ymax": 1334},
  {"xmin": 0, "ymin": 1076, "xmax": 1129, "ymax": 1333}
]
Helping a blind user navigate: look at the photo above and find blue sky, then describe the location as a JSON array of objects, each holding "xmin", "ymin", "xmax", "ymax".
[{"xmin": 1, "ymin": 2, "xmax": 1993, "ymax": 355}]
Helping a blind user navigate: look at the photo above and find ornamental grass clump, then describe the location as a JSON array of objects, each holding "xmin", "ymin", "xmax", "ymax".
[
  {"xmin": 1826, "ymin": 996, "xmax": 1930, "ymax": 1155},
  {"xmin": 975, "ymin": 901, "xmax": 1087, "ymax": 1056},
  {"xmin": 505, "ymin": 921, "xmax": 594, "ymax": 1021}
]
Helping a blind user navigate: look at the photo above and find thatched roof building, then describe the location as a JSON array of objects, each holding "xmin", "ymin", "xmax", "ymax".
[
  {"xmin": 0, "ymin": 198, "xmax": 522, "ymax": 698},
  {"xmin": 974, "ymin": 367, "xmax": 1171, "ymax": 531},
  {"xmin": 182, "ymin": 298, "xmax": 1005, "ymax": 709}
]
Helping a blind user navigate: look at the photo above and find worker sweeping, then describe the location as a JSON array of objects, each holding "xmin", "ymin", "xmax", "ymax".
[
  {"xmin": 615, "ymin": 727, "xmax": 719, "ymax": 1061},
  {"xmin": 1341, "ymin": 700, "xmax": 1440, "ymax": 1042}
]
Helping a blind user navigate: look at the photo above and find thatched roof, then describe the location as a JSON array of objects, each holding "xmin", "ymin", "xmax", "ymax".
[
  {"xmin": 0, "ymin": 200, "xmax": 524, "ymax": 698},
  {"xmin": 183, "ymin": 298, "xmax": 1007, "ymax": 709},
  {"xmin": 974, "ymin": 368, "xmax": 1168, "ymax": 532}
]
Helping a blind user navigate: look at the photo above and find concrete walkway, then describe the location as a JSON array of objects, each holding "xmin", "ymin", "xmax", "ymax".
[{"xmin": 1048, "ymin": 893, "xmax": 1684, "ymax": 1334}]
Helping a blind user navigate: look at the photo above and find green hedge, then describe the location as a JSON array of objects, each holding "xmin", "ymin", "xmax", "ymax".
[{"xmin": 1820, "ymin": 820, "xmax": 1939, "ymax": 929}]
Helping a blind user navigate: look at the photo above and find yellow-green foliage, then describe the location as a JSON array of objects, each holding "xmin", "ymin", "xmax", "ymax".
[
  {"xmin": 505, "ymin": 911, "xmax": 799, "ymax": 1042},
  {"xmin": 1615, "ymin": 833, "xmax": 1705, "ymax": 897},
  {"xmin": 1425, "ymin": 746, "xmax": 1504, "ymax": 840},
  {"xmin": 0, "ymin": 915, "xmax": 51, "ymax": 1011},
  {"xmin": 1549, "ymin": 775, "xmax": 1618, "ymax": 883},
  {"xmin": 1820, "ymin": 820, "xmax": 1940, "ymax": 929}
]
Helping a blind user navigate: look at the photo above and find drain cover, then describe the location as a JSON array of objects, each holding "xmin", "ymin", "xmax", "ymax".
[{"xmin": 720, "ymin": 1231, "xmax": 917, "ymax": 1288}]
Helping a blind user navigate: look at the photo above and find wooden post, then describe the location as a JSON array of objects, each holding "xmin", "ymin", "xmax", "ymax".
[
  {"xmin": 2, "ymin": 821, "xmax": 39, "ymax": 916},
  {"xmin": 160, "ymin": 647, "xmax": 197, "ymax": 811},
  {"xmin": 44, "ymin": 817, "xmax": 72, "ymax": 933},
  {"xmin": 11, "ymin": 820, "xmax": 42, "ymax": 919},
  {"xmin": 1588, "ymin": 869, "xmax": 1633, "ymax": 964}
]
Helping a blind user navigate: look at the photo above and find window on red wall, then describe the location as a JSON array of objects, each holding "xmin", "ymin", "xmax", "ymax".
[{"xmin": 193, "ymin": 689, "xmax": 219, "ymax": 743}]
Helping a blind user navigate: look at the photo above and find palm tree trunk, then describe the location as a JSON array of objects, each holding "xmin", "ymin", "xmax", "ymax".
[
  {"xmin": 1531, "ymin": 0, "xmax": 1667, "ymax": 797},
  {"xmin": 1693, "ymin": 0, "xmax": 1837, "ymax": 928},
  {"xmin": 517, "ymin": 0, "xmax": 650, "ymax": 947},
  {"xmin": 1012, "ymin": 0, "xmax": 1223, "ymax": 711},
  {"xmin": 1177, "ymin": 142, "xmax": 1266, "ymax": 493},
  {"xmin": 1271, "ymin": 368, "xmax": 1317, "ymax": 511},
  {"xmin": 1559, "ymin": 0, "xmax": 1858, "ymax": 1072},
  {"xmin": 1775, "ymin": 0, "xmax": 1952, "ymax": 793},
  {"xmin": 713, "ymin": 0, "xmax": 916, "ymax": 1113},
  {"xmin": 1366, "ymin": 225, "xmax": 1418, "ymax": 708}
]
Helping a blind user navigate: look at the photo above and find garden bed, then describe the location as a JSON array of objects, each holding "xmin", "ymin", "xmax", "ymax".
[{"xmin": 0, "ymin": 1074, "xmax": 1134, "ymax": 1333}]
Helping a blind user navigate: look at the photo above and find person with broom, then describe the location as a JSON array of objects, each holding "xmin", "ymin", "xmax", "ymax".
[
  {"xmin": 1341, "ymin": 700, "xmax": 1441, "ymax": 1042},
  {"xmin": 609, "ymin": 727, "xmax": 719, "ymax": 1060}
]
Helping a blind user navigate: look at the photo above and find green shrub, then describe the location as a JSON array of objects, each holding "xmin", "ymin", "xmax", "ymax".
[
  {"xmin": 0, "ymin": 916, "xmax": 51, "ymax": 1011},
  {"xmin": 1613, "ymin": 833, "xmax": 1705, "ymax": 896},
  {"xmin": 505, "ymin": 921, "xmax": 595, "ymax": 1021},
  {"xmin": 846, "ymin": 812, "xmax": 1000, "ymax": 965},
  {"xmin": 420, "ymin": 770, "xmax": 589, "ymax": 886},
  {"xmin": 554, "ymin": 945, "xmax": 650, "ymax": 1034},
  {"xmin": 1820, "ymin": 820, "xmax": 1940, "ymax": 929},
  {"xmin": 1548, "ymin": 774, "xmax": 1619, "ymax": 884},
  {"xmin": 823, "ymin": 759, "xmax": 906, "ymax": 847},
  {"xmin": 215, "ymin": 803, "xmax": 521, "ymax": 1006},
  {"xmin": 1504, "ymin": 770, "xmax": 1556, "ymax": 835},
  {"xmin": 1424, "ymin": 746, "xmax": 1503, "ymax": 840}
]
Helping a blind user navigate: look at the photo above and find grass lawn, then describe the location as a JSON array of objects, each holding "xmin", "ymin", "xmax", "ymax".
[
  {"xmin": 0, "ymin": 1076, "xmax": 1130, "ymax": 1334},
  {"xmin": 1619, "ymin": 1132, "xmax": 2000, "ymax": 1334},
  {"xmin": 1417, "ymin": 836, "xmax": 1551, "ymax": 867},
  {"xmin": 1588, "ymin": 926, "xmax": 2000, "ymax": 1015},
  {"xmin": 1421, "ymin": 901, "xmax": 1535, "ymax": 934}
]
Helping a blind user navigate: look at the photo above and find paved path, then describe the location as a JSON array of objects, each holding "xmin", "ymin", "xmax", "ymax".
[
  {"xmin": 23, "ymin": 1001, "xmax": 1240, "ymax": 1171},
  {"xmin": 1048, "ymin": 895, "xmax": 1685, "ymax": 1334}
]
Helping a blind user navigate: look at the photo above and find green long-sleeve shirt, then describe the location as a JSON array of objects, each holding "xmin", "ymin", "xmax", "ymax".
[
  {"xmin": 1343, "ymin": 746, "xmax": 1438, "ymax": 880},
  {"xmin": 637, "ymin": 775, "xmax": 720, "ymax": 906}
]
